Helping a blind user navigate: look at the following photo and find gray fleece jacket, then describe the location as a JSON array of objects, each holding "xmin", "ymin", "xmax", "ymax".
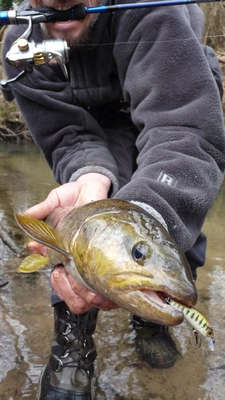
[{"xmin": 2, "ymin": 0, "xmax": 225, "ymax": 263}]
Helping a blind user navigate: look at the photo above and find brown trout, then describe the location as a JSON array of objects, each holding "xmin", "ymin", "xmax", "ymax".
[{"xmin": 15, "ymin": 199, "xmax": 197, "ymax": 326}]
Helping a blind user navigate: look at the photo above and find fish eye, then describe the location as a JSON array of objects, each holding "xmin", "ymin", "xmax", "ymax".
[{"xmin": 132, "ymin": 242, "xmax": 151, "ymax": 265}]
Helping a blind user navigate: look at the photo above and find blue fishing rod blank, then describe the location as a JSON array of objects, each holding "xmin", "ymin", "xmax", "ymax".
[
  {"xmin": 87, "ymin": 0, "xmax": 223, "ymax": 14},
  {"xmin": 0, "ymin": 10, "xmax": 8, "ymax": 24},
  {"xmin": 0, "ymin": 0, "xmax": 224, "ymax": 25}
]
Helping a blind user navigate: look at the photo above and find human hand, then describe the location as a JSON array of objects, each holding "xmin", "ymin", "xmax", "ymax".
[
  {"xmin": 51, "ymin": 266, "xmax": 118, "ymax": 314},
  {"xmin": 25, "ymin": 173, "xmax": 111, "ymax": 254},
  {"xmin": 25, "ymin": 172, "xmax": 111, "ymax": 220},
  {"xmin": 24, "ymin": 173, "xmax": 116, "ymax": 313}
]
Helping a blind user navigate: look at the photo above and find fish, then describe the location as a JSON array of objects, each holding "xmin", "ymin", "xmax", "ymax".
[{"xmin": 15, "ymin": 199, "xmax": 197, "ymax": 326}]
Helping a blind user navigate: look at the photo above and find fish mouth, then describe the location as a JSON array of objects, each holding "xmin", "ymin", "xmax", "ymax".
[
  {"xmin": 107, "ymin": 272, "xmax": 197, "ymax": 325},
  {"xmin": 107, "ymin": 272, "xmax": 197, "ymax": 305},
  {"xmin": 129, "ymin": 289, "xmax": 195, "ymax": 326},
  {"xmin": 113, "ymin": 283, "xmax": 197, "ymax": 325},
  {"xmin": 151, "ymin": 287, "xmax": 197, "ymax": 308}
]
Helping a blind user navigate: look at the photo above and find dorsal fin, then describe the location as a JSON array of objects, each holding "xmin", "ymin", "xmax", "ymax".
[{"xmin": 15, "ymin": 213, "xmax": 70, "ymax": 258}]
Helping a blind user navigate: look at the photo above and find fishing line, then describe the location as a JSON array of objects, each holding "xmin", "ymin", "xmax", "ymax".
[
  {"xmin": 1, "ymin": 1, "xmax": 225, "ymax": 88},
  {"xmin": 0, "ymin": 0, "xmax": 225, "ymax": 47},
  {"xmin": 69, "ymin": 34, "xmax": 225, "ymax": 47},
  {"xmin": 0, "ymin": 0, "xmax": 224, "ymax": 24}
]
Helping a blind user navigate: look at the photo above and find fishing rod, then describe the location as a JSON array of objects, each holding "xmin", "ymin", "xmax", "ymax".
[
  {"xmin": 0, "ymin": 0, "xmax": 224, "ymax": 93},
  {"xmin": 0, "ymin": 0, "xmax": 224, "ymax": 25}
]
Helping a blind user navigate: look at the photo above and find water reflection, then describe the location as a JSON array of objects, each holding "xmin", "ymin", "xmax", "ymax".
[
  {"xmin": 0, "ymin": 143, "xmax": 224, "ymax": 399},
  {"xmin": 0, "ymin": 143, "xmax": 55, "ymax": 399}
]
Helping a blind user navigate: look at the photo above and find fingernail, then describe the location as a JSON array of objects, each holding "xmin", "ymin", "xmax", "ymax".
[
  {"xmin": 86, "ymin": 292, "xmax": 99, "ymax": 304},
  {"xmin": 86, "ymin": 292, "xmax": 96, "ymax": 300},
  {"xmin": 53, "ymin": 270, "xmax": 60, "ymax": 279}
]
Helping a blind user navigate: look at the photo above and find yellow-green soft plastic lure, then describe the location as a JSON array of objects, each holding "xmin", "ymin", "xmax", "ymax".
[{"xmin": 167, "ymin": 297, "xmax": 215, "ymax": 351}]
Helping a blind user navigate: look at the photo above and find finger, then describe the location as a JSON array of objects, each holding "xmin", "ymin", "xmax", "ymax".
[
  {"xmin": 25, "ymin": 188, "xmax": 60, "ymax": 220},
  {"xmin": 66, "ymin": 271, "xmax": 119, "ymax": 310},
  {"xmin": 51, "ymin": 267, "xmax": 92, "ymax": 314},
  {"xmin": 52, "ymin": 267, "xmax": 118, "ymax": 312},
  {"xmin": 66, "ymin": 273, "xmax": 110, "ymax": 307},
  {"xmin": 27, "ymin": 240, "xmax": 48, "ymax": 256}
]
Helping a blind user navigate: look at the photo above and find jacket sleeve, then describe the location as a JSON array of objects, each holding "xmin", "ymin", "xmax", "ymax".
[
  {"xmin": 2, "ymin": 26, "xmax": 119, "ymax": 194},
  {"xmin": 113, "ymin": 4, "xmax": 225, "ymax": 251}
]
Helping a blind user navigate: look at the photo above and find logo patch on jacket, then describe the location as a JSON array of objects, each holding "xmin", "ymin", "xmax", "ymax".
[{"xmin": 157, "ymin": 171, "xmax": 177, "ymax": 187}]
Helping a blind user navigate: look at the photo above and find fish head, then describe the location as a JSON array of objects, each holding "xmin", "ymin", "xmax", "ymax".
[{"xmin": 71, "ymin": 200, "xmax": 197, "ymax": 326}]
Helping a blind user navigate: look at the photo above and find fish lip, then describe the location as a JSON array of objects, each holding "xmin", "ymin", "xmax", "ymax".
[
  {"xmin": 129, "ymin": 285, "xmax": 197, "ymax": 307},
  {"xmin": 107, "ymin": 272, "xmax": 197, "ymax": 306},
  {"xmin": 135, "ymin": 289, "xmax": 184, "ymax": 325},
  {"xmin": 135, "ymin": 287, "xmax": 198, "ymax": 324},
  {"xmin": 106, "ymin": 272, "xmax": 197, "ymax": 323}
]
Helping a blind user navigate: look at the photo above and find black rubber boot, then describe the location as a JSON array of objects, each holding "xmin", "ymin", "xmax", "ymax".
[
  {"xmin": 36, "ymin": 302, "xmax": 98, "ymax": 400},
  {"xmin": 132, "ymin": 315, "xmax": 179, "ymax": 369}
]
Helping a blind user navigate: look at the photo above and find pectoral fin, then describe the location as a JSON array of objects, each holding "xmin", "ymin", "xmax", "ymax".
[
  {"xmin": 14, "ymin": 213, "xmax": 70, "ymax": 258},
  {"xmin": 17, "ymin": 254, "xmax": 50, "ymax": 273}
]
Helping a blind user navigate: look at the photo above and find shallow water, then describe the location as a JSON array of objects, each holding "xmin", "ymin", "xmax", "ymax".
[{"xmin": 0, "ymin": 143, "xmax": 225, "ymax": 400}]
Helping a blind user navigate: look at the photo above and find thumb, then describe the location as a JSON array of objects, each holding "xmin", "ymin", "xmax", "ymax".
[{"xmin": 25, "ymin": 189, "xmax": 60, "ymax": 220}]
